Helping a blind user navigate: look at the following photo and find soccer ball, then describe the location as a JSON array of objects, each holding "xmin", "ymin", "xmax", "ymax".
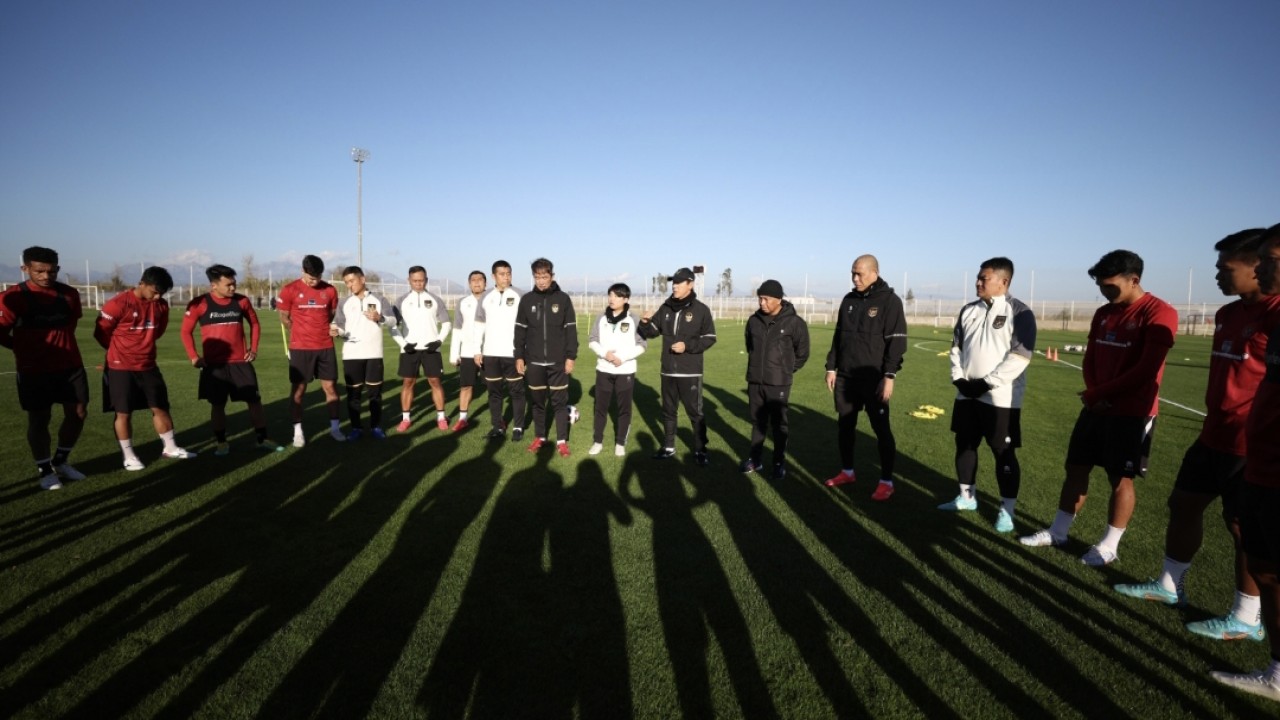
[{"xmin": 567, "ymin": 405, "xmax": 580, "ymax": 424}]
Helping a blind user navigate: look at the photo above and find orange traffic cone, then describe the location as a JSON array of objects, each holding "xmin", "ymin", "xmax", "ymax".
[{"xmin": 1051, "ymin": 347, "xmax": 1059, "ymax": 361}]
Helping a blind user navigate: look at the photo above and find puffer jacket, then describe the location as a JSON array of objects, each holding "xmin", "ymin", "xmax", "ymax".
[
  {"xmin": 745, "ymin": 300, "xmax": 810, "ymax": 385},
  {"xmin": 824, "ymin": 278, "xmax": 907, "ymax": 383}
]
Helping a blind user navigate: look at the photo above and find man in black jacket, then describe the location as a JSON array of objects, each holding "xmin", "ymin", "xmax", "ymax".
[
  {"xmin": 742, "ymin": 280, "xmax": 810, "ymax": 481},
  {"xmin": 638, "ymin": 267, "xmax": 717, "ymax": 465},
  {"xmin": 824, "ymin": 255, "xmax": 908, "ymax": 500},
  {"xmin": 514, "ymin": 258, "xmax": 578, "ymax": 456}
]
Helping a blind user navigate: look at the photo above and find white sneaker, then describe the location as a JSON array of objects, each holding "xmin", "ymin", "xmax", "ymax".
[
  {"xmin": 54, "ymin": 463, "xmax": 86, "ymax": 481},
  {"xmin": 293, "ymin": 433, "xmax": 306, "ymax": 448},
  {"xmin": 589, "ymin": 443, "xmax": 603, "ymax": 455},
  {"xmin": 162, "ymin": 447, "xmax": 197, "ymax": 459},
  {"xmin": 1019, "ymin": 530, "xmax": 1066, "ymax": 547},
  {"xmin": 123, "ymin": 457, "xmax": 145, "ymax": 471},
  {"xmin": 39, "ymin": 473, "xmax": 63, "ymax": 490},
  {"xmin": 615, "ymin": 444, "xmax": 626, "ymax": 457},
  {"xmin": 1210, "ymin": 669, "xmax": 1280, "ymax": 702},
  {"xmin": 330, "ymin": 428, "xmax": 347, "ymax": 442},
  {"xmin": 1080, "ymin": 545, "xmax": 1117, "ymax": 567}
]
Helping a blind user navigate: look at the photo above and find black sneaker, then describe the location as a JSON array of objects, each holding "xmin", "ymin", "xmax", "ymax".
[
  {"xmin": 770, "ymin": 463, "xmax": 787, "ymax": 481},
  {"xmin": 695, "ymin": 452, "xmax": 709, "ymax": 467},
  {"xmin": 651, "ymin": 448, "xmax": 676, "ymax": 460},
  {"xmin": 739, "ymin": 458, "xmax": 762, "ymax": 474},
  {"xmin": 511, "ymin": 428, "xmax": 524, "ymax": 442},
  {"xmin": 485, "ymin": 427, "xmax": 506, "ymax": 440}
]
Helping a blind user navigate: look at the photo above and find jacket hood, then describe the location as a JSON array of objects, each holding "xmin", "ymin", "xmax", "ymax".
[
  {"xmin": 532, "ymin": 281, "xmax": 562, "ymax": 295},
  {"xmin": 752, "ymin": 299, "xmax": 797, "ymax": 322},
  {"xmin": 663, "ymin": 289, "xmax": 698, "ymax": 311},
  {"xmin": 851, "ymin": 277, "xmax": 891, "ymax": 299}
]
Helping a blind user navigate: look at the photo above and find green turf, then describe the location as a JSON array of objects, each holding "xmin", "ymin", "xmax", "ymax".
[{"xmin": 0, "ymin": 319, "xmax": 1272, "ymax": 718}]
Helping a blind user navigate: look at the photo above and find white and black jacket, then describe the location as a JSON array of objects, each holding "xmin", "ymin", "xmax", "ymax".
[
  {"xmin": 588, "ymin": 306, "xmax": 647, "ymax": 375},
  {"xmin": 333, "ymin": 290, "xmax": 395, "ymax": 360},
  {"xmin": 391, "ymin": 289, "xmax": 451, "ymax": 353},
  {"xmin": 950, "ymin": 294, "xmax": 1036, "ymax": 408},
  {"xmin": 450, "ymin": 293, "xmax": 485, "ymax": 364},
  {"xmin": 476, "ymin": 286, "xmax": 523, "ymax": 359}
]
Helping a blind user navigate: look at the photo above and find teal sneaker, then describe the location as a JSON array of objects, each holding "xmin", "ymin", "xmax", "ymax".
[
  {"xmin": 938, "ymin": 495, "xmax": 977, "ymax": 511},
  {"xmin": 1186, "ymin": 615, "xmax": 1266, "ymax": 642},
  {"xmin": 1113, "ymin": 579, "xmax": 1186, "ymax": 607},
  {"xmin": 994, "ymin": 509, "xmax": 1014, "ymax": 533}
]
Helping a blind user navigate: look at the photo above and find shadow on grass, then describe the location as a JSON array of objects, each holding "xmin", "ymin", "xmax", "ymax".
[{"xmin": 420, "ymin": 452, "xmax": 634, "ymax": 718}]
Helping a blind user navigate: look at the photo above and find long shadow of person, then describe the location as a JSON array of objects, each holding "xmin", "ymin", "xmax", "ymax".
[
  {"xmin": 253, "ymin": 431, "xmax": 495, "ymax": 718},
  {"xmin": 618, "ymin": 437, "xmax": 781, "ymax": 719},
  {"xmin": 1, "ymin": 427, "xmax": 424, "ymax": 718}
]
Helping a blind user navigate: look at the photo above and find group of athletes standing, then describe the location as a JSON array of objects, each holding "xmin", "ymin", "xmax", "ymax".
[{"xmin": 3, "ymin": 224, "xmax": 1280, "ymax": 702}]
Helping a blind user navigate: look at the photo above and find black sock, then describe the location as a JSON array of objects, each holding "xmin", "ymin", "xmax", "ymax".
[
  {"xmin": 215, "ymin": 430, "xmax": 228, "ymax": 443},
  {"xmin": 52, "ymin": 447, "xmax": 71, "ymax": 466},
  {"xmin": 36, "ymin": 458, "xmax": 54, "ymax": 475},
  {"xmin": 256, "ymin": 428, "xmax": 268, "ymax": 442}
]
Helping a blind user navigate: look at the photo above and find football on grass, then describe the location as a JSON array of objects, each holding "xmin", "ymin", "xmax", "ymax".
[{"xmin": 567, "ymin": 405, "xmax": 579, "ymax": 424}]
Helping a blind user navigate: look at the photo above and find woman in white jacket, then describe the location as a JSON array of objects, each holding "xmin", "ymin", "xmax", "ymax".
[{"xmin": 587, "ymin": 283, "xmax": 647, "ymax": 456}]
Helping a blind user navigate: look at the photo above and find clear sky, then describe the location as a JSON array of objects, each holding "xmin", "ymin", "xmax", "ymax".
[{"xmin": 2, "ymin": 1, "xmax": 1277, "ymax": 303}]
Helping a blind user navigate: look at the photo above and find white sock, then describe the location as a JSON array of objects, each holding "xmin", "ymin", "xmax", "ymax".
[
  {"xmin": 879, "ymin": 479, "xmax": 894, "ymax": 487},
  {"xmin": 1097, "ymin": 524, "xmax": 1126, "ymax": 553},
  {"xmin": 1000, "ymin": 497, "xmax": 1016, "ymax": 517},
  {"xmin": 459, "ymin": 411, "xmax": 468, "ymax": 420},
  {"xmin": 557, "ymin": 439, "xmax": 566, "ymax": 445},
  {"xmin": 159, "ymin": 430, "xmax": 179, "ymax": 452},
  {"xmin": 960, "ymin": 483, "xmax": 975, "ymax": 501},
  {"xmin": 1157, "ymin": 557, "xmax": 1191, "ymax": 595},
  {"xmin": 1048, "ymin": 510, "xmax": 1075, "ymax": 540},
  {"xmin": 1231, "ymin": 592, "xmax": 1262, "ymax": 626},
  {"xmin": 437, "ymin": 411, "xmax": 446, "ymax": 420},
  {"xmin": 293, "ymin": 422, "xmax": 304, "ymax": 436},
  {"xmin": 329, "ymin": 418, "xmax": 341, "ymax": 432},
  {"xmin": 119, "ymin": 439, "xmax": 139, "ymax": 461},
  {"xmin": 402, "ymin": 411, "xmax": 411, "ymax": 422}
]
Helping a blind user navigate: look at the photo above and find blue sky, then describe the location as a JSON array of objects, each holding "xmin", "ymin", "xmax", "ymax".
[{"xmin": 2, "ymin": 1, "xmax": 1277, "ymax": 303}]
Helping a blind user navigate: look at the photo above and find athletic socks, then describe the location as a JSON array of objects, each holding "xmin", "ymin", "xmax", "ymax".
[
  {"xmin": 437, "ymin": 411, "xmax": 446, "ymax": 421},
  {"xmin": 52, "ymin": 446, "xmax": 73, "ymax": 466},
  {"xmin": 459, "ymin": 411, "xmax": 468, "ymax": 420},
  {"xmin": 402, "ymin": 411, "xmax": 411, "ymax": 422},
  {"xmin": 1157, "ymin": 557, "xmax": 1191, "ymax": 595},
  {"xmin": 36, "ymin": 457, "xmax": 54, "ymax": 476},
  {"xmin": 215, "ymin": 430, "xmax": 228, "ymax": 443},
  {"xmin": 119, "ymin": 439, "xmax": 140, "ymax": 463},
  {"xmin": 159, "ymin": 430, "xmax": 180, "ymax": 454},
  {"xmin": 329, "ymin": 418, "xmax": 341, "ymax": 432},
  {"xmin": 1096, "ymin": 525, "xmax": 1126, "ymax": 555},
  {"xmin": 1231, "ymin": 592, "xmax": 1262, "ymax": 626},
  {"xmin": 1000, "ymin": 497, "xmax": 1017, "ymax": 518},
  {"xmin": 959, "ymin": 484, "xmax": 975, "ymax": 501},
  {"xmin": 1048, "ymin": 510, "xmax": 1075, "ymax": 540}
]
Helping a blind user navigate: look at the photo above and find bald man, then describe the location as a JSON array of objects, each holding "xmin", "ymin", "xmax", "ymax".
[{"xmin": 824, "ymin": 255, "xmax": 908, "ymax": 500}]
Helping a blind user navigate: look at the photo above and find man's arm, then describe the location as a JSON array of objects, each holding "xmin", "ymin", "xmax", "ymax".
[
  {"xmin": 180, "ymin": 298, "xmax": 202, "ymax": 364},
  {"xmin": 793, "ymin": 318, "xmax": 810, "ymax": 371},
  {"xmin": 0, "ymin": 292, "xmax": 20, "ymax": 350},
  {"xmin": 244, "ymin": 298, "xmax": 261, "ymax": 359}
]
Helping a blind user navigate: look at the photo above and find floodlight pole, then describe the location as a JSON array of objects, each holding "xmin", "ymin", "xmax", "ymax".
[{"xmin": 351, "ymin": 147, "xmax": 370, "ymax": 268}]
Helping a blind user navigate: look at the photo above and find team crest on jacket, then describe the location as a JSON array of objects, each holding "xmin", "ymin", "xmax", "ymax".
[
  {"xmin": 505, "ymin": 297, "xmax": 515, "ymax": 306},
  {"xmin": 867, "ymin": 307, "xmax": 879, "ymax": 318},
  {"xmin": 993, "ymin": 315, "xmax": 1007, "ymax": 329},
  {"xmin": 425, "ymin": 300, "xmax": 433, "ymax": 308},
  {"xmin": 684, "ymin": 311, "xmax": 693, "ymax": 322},
  {"xmin": 621, "ymin": 322, "xmax": 630, "ymax": 332},
  {"xmin": 551, "ymin": 304, "xmax": 560, "ymax": 314}
]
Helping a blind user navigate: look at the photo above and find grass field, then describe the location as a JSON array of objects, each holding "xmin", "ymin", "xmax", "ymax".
[{"xmin": 1, "ymin": 319, "xmax": 1273, "ymax": 718}]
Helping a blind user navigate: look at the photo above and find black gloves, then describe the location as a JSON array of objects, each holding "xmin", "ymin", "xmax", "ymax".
[
  {"xmin": 425, "ymin": 341, "xmax": 442, "ymax": 353},
  {"xmin": 953, "ymin": 378, "xmax": 990, "ymax": 399},
  {"xmin": 403, "ymin": 342, "xmax": 418, "ymax": 354}
]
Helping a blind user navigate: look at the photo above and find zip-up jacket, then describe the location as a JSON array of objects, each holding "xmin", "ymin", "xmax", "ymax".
[
  {"xmin": 824, "ymin": 278, "xmax": 907, "ymax": 383},
  {"xmin": 476, "ymin": 286, "xmax": 523, "ymax": 358},
  {"xmin": 450, "ymin": 293, "xmax": 485, "ymax": 364},
  {"xmin": 745, "ymin": 300, "xmax": 810, "ymax": 386},
  {"xmin": 637, "ymin": 290, "xmax": 716, "ymax": 376},
  {"xmin": 391, "ymin": 289, "xmax": 451, "ymax": 353},
  {"xmin": 588, "ymin": 306, "xmax": 647, "ymax": 375},
  {"xmin": 334, "ymin": 290, "xmax": 395, "ymax": 360},
  {"xmin": 949, "ymin": 294, "xmax": 1036, "ymax": 408},
  {"xmin": 513, "ymin": 282, "xmax": 577, "ymax": 365}
]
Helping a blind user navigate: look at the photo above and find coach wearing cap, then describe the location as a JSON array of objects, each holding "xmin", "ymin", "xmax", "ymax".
[
  {"xmin": 741, "ymin": 280, "xmax": 810, "ymax": 481},
  {"xmin": 638, "ymin": 267, "xmax": 717, "ymax": 466}
]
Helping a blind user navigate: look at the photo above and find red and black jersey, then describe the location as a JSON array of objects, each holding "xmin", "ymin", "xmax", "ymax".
[
  {"xmin": 181, "ymin": 293, "xmax": 260, "ymax": 365},
  {"xmin": 1245, "ymin": 322, "xmax": 1280, "ymax": 488},
  {"xmin": 277, "ymin": 279, "xmax": 337, "ymax": 351},
  {"xmin": 1082, "ymin": 292, "xmax": 1178, "ymax": 416},
  {"xmin": 1201, "ymin": 295, "xmax": 1280, "ymax": 455},
  {"xmin": 95, "ymin": 290, "xmax": 169, "ymax": 371},
  {"xmin": 0, "ymin": 281, "xmax": 84, "ymax": 373}
]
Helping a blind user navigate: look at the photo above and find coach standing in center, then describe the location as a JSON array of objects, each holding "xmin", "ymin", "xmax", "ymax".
[
  {"xmin": 741, "ymin": 279, "xmax": 810, "ymax": 481},
  {"xmin": 824, "ymin": 254, "xmax": 908, "ymax": 501}
]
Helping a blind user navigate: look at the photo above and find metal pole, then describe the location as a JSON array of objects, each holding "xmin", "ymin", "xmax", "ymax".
[{"xmin": 351, "ymin": 147, "xmax": 370, "ymax": 269}]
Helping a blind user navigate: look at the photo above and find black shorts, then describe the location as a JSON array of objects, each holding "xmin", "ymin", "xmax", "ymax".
[
  {"xmin": 482, "ymin": 356, "xmax": 522, "ymax": 383},
  {"xmin": 1238, "ymin": 483, "xmax": 1280, "ymax": 564},
  {"xmin": 833, "ymin": 374, "xmax": 886, "ymax": 416},
  {"xmin": 199, "ymin": 363, "xmax": 261, "ymax": 405},
  {"xmin": 17, "ymin": 367, "xmax": 89, "ymax": 411},
  {"xmin": 343, "ymin": 358, "xmax": 385, "ymax": 386},
  {"xmin": 1172, "ymin": 441, "xmax": 1245, "ymax": 516},
  {"xmin": 103, "ymin": 367, "xmax": 170, "ymax": 413},
  {"xmin": 1065, "ymin": 410, "xmax": 1155, "ymax": 478},
  {"xmin": 399, "ymin": 351, "xmax": 443, "ymax": 379},
  {"xmin": 457, "ymin": 357, "xmax": 479, "ymax": 386},
  {"xmin": 951, "ymin": 400, "xmax": 1021, "ymax": 450},
  {"xmin": 289, "ymin": 348, "xmax": 339, "ymax": 384}
]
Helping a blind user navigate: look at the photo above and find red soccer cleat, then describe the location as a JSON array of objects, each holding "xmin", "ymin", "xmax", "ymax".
[
  {"xmin": 557, "ymin": 442, "xmax": 570, "ymax": 458},
  {"xmin": 871, "ymin": 482, "xmax": 895, "ymax": 501},
  {"xmin": 437, "ymin": 418, "xmax": 450, "ymax": 431},
  {"xmin": 824, "ymin": 471, "xmax": 856, "ymax": 487},
  {"xmin": 452, "ymin": 418, "xmax": 468, "ymax": 432},
  {"xmin": 526, "ymin": 437, "xmax": 546, "ymax": 452}
]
